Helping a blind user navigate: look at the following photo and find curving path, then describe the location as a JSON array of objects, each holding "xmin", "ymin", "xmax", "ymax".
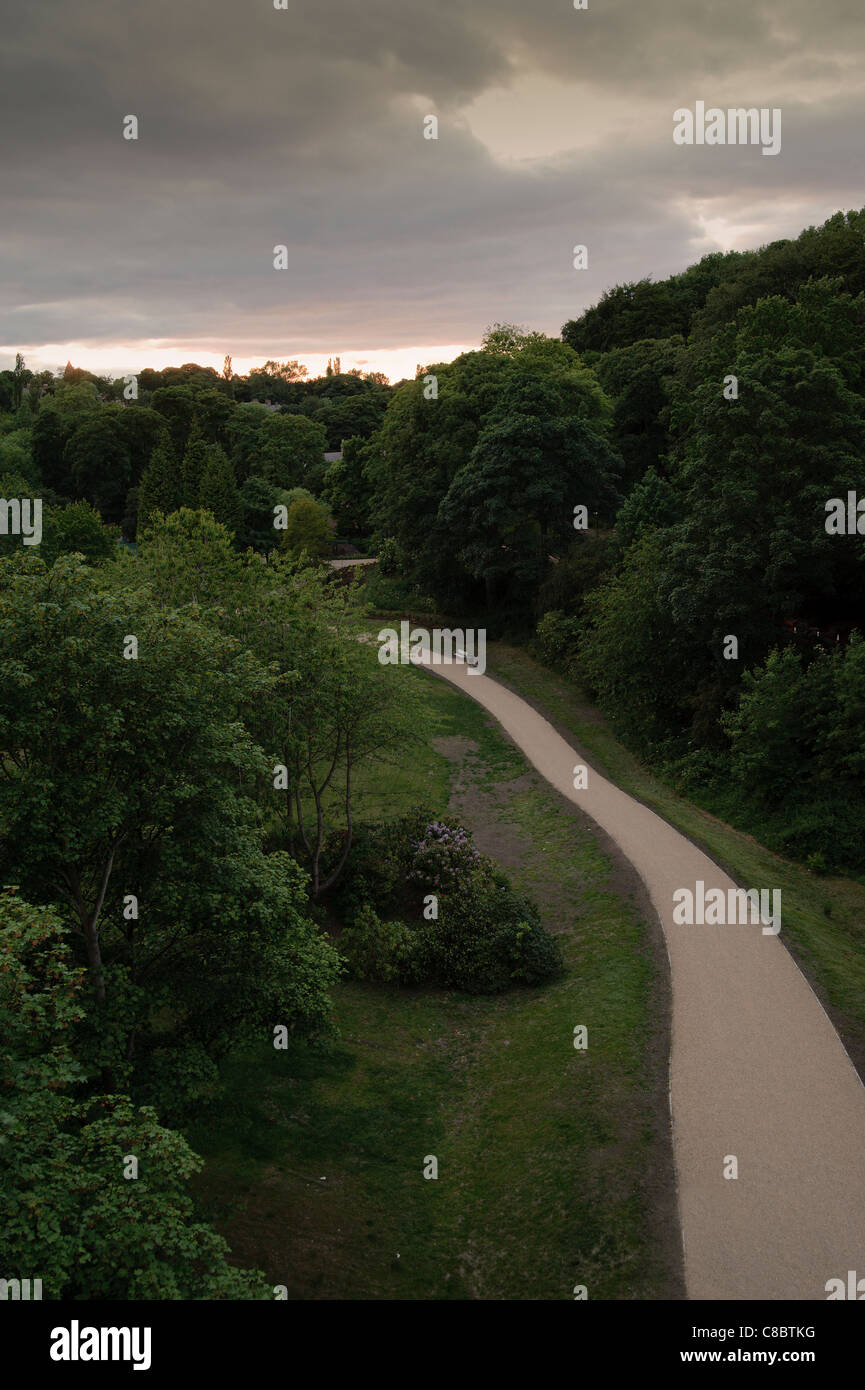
[{"xmin": 420, "ymin": 652, "xmax": 865, "ymax": 1300}]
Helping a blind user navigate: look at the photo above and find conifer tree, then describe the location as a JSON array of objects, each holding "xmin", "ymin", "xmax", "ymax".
[
  {"xmin": 137, "ymin": 435, "xmax": 181, "ymax": 531},
  {"xmin": 181, "ymin": 424, "xmax": 210, "ymax": 508},
  {"xmin": 199, "ymin": 444, "xmax": 242, "ymax": 537}
]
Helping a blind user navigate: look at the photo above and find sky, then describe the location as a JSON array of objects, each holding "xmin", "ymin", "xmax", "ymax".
[{"xmin": 2, "ymin": 0, "xmax": 863, "ymax": 382}]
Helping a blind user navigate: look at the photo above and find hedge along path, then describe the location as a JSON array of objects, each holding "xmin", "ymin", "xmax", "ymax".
[{"xmin": 415, "ymin": 649, "xmax": 865, "ymax": 1301}]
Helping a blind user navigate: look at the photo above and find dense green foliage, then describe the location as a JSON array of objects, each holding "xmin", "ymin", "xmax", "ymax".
[
  {"xmin": 0, "ymin": 894, "xmax": 271, "ymax": 1300},
  {"xmin": 279, "ymin": 494, "xmax": 332, "ymax": 559},
  {"xmin": 0, "ymin": 507, "xmax": 564, "ymax": 1292},
  {"xmin": 0, "ymin": 513, "xmax": 430, "ymax": 1295},
  {"xmin": 333, "ymin": 810, "xmax": 563, "ymax": 993},
  {"xmin": 557, "ymin": 213, "xmax": 865, "ymax": 870},
  {"xmin": 562, "ymin": 210, "xmax": 865, "ymax": 354},
  {"xmin": 332, "ymin": 207, "xmax": 865, "ymax": 872},
  {"xmin": 0, "ymin": 550, "xmax": 342, "ymax": 1092},
  {"xmin": 364, "ymin": 326, "xmax": 621, "ymax": 618},
  {"xmin": 0, "ymin": 357, "xmax": 392, "ymax": 552}
]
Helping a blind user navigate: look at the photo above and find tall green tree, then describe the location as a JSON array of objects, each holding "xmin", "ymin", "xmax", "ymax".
[
  {"xmin": 438, "ymin": 375, "xmax": 621, "ymax": 611},
  {"xmin": 257, "ymin": 412, "xmax": 327, "ymax": 491},
  {"xmin": 239, "ymin": 475, "xmax": 292, "ymax": 553},
  {"xmin": 134, "ymin": 514, "xmax": 418, "ymax": 898},
  {"xmin": 137, "ymin": 434, "xmax": 181, "ymax": 530},
  {"xmin": 120, "ymin": 405, "xmax": 166, "ymax": 486},
  {"xmin": 41, "ymin": 500, "xmax": 115, "ymax": 566},
  {"xmin": 322, "ymin": 436, "xmax": 374, "ymax": 535},
  {"xmin": 63, "ymin": 410, "xmax": 131, "ymax": 521},
  {"xmin": 150, "ymin": 385, "xmax": 197, "ymax": 457},
  {"xmin": 594, "ymin": 336, "xmax": 683, "ymax": 490},
  {"xmin": 198, "ymin": 444, "xmax": 242, "ymax": 536},
  {"xmin": 181, "ymin": 426, "xmax": 210, "ymax": 508},
  {"xmin": 279, "ymin": 495, "xmax": 332, "ymax": 560},
  {"xmin": 369, "ymin": 330, "xmax": 619, "ymax": 612},
  {"xmin": 241, "ymin": 561, "xmax": 420, "ymax": 896}
]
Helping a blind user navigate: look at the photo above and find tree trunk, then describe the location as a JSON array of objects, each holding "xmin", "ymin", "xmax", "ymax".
[
  {"xmin": 81, "ymin": 843, "xmax": 117, "ymax": 1006},
  {"xmin": 82, "ymin": 918, "xmax": 107, "ymax": 1005},
  {"xmin": 320, "ymin": 751, "xmax": 353, "ymax": 894}
]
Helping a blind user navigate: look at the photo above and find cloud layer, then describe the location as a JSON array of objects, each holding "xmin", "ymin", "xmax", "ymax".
[{"xmin": 2, "ymin": 1, "xmax": 863, "ymax": 370}]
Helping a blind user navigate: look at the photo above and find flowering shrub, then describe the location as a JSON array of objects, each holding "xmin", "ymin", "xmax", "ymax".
[
  {"xmin": 329, "ymin": 809, "xmax": 563, "ymax": 995},
  {"xmin": 407, "ymin": 819, "xmax": 482, "ymax": 895}
]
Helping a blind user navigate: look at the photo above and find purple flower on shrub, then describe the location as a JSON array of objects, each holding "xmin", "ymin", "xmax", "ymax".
[{"xmin": 407, "ymin": 818, "xmax": 481, "ymax": 895}]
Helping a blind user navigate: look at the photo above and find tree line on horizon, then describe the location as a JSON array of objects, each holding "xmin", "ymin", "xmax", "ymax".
[{"xmin": 0, "ymin": 355, "xmax": 393, "ymax": 557}]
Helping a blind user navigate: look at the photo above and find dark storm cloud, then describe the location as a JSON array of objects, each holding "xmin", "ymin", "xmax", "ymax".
[{"xmin": 1, "ymin": 0, "xmax": 863, "ymax": 359}]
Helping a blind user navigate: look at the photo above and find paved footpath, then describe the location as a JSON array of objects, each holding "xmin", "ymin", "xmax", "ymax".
[{"xmin": 422, "ymin": 655, "xmax": 865, "ymax": 1300}]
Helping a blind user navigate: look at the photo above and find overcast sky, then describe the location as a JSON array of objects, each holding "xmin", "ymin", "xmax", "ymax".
[{"xmin": 2, "ymin": 0, "xmax": 863, "ymax": 380}]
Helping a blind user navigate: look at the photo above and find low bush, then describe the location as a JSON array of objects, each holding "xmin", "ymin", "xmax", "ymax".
[
  {"xmin": 339, "ymin": 904, "xmax": 419, "ymax": 985},
  {"xmin": 771, "ymin": 798, "xmax": 865, "ymax": 872},
  {"xmin": 535, "ymin": 609, "xmax": 582, "ymax": 674},
  {"xmin": 425, "ymin": 866, "xmax": 562, "ymax": 993},
  {"xmin": 362, "ymin": 570, "xmax": 437, "ymax": 614},
  {"xmin": 376, "ymin": 536, "xmax": 402, "ymax": 577},
  {"xmin": 332, "ymin": 813, "xmax": 563, "ymax": 995}
]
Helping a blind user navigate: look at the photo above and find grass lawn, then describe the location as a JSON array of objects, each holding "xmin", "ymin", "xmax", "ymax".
[{"xmin": 187, "ymin": 650, "xmax": 681, "ymax": 1300}]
